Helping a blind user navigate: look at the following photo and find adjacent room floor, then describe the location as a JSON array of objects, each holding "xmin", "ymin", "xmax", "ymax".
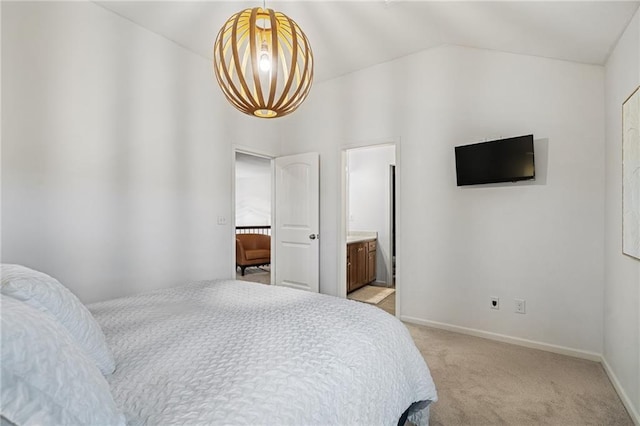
[
  {"xmin": 236, "ymin": 266, "xmax": 270, "ymax": 285},
  {"xmin": 347, "ymin": 284, "xmax": 396, "ymax": 316}
]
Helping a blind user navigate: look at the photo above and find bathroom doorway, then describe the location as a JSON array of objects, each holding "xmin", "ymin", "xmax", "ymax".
[{"xmin": 343, "ymin": 144, "xmax": 397, "ymax": 316}]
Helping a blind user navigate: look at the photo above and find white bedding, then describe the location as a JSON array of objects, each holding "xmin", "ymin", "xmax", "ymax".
[{"xmin": 90, "ymin": 280, "xmax": 437, "ymax": 425}]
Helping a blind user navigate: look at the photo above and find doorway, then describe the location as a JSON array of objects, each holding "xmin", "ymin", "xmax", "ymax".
[
  {"xmin": 234, "ymin": 151, "xmax": 273, "ymax": 285},
  {"xmin": 343, "ymin": 144, "xmax": 397, "ymax": 316}
]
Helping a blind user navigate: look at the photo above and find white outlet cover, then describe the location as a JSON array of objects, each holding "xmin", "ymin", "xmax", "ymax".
[{"xmin": 515, "ymin": 299, "xmax": 526, "ymax": 314}]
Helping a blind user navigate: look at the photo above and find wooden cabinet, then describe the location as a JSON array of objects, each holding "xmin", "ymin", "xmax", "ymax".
[
  {"xmin": 347, "ymin": 242, "xmax": 363, "ymax": 292},
  {"xmin": 366, "ymin": 240, "xmax": 377, "ymax": 285},
  {"xmin": 347, "ymin": 239, "xmax": 376, "ymax": 293}
]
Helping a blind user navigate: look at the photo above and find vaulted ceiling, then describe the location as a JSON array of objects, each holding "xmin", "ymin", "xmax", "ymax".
[{"xmin": 97, "ymin": 1, "xmax": 639, "ymax": 83}]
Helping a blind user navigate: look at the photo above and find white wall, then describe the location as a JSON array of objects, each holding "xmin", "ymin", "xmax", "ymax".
[
  {"xmin": 604, "ymin": 9, "xmax": 640, "ymax": 421},
  {"xmin": 235, "ymin": 152, "xmax": 271, "ymax": 227},
  {"xmin": 348, "ymin": 145, "xmax": 395, "ymax": 284},
  {"xmin": 1, "ymin": 2, "xmax": 281, "ymax": 303},
  {"xmin": 281, "ymin": 45, "xmax": 605, "ymax": 355}
]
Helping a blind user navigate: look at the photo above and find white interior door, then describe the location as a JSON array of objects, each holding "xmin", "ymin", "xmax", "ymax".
[{"xmin": 274, "ymin": 152, "xmax": 320, "ymax": 292}]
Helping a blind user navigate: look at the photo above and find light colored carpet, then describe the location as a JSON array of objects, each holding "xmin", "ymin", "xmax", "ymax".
[
  {"xmin": 405, "ymin": 323, "xmax": 633, "ymax": 425},
  {"xmin": 348, "ymin": 285, "xmax": 395, "ymax": 305}
]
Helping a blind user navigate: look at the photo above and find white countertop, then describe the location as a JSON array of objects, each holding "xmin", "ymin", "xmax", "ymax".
[{"xmin": 347, "ymin": 231, "xmax": 377, "ymax": 244}]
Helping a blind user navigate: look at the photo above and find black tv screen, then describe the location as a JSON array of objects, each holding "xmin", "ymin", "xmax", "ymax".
[{"xmin": 455, "ymin": 135, "xmax": 535, "ymax": 186}]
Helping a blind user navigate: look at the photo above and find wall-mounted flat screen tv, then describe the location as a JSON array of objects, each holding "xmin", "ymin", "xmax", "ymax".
[{"xmin": 455, "ymin": 134, "xmax": 535, "ymax": 186}]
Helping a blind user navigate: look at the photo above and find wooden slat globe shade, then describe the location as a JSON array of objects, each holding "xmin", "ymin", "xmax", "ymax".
[{"xmin": 213, "ymin": 7, "xmax": 314, "ymax": 118}]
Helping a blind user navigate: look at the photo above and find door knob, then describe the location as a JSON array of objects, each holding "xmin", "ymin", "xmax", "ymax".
[{"xmin": 309, "ymin": 234, "xmax": 318, "ymax": 240}]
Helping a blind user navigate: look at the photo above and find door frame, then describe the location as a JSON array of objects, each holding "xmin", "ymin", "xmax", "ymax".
[
  {"xmin": 231, "ymin": 145, "xmax": 276, "ymax": 284},
  {"xmin": 339, "ymin": 137, "xmax": 402, "ymax": 318},
  {"xmin": 389, "ymin": 164, "xmax": 396, "ymax": 290}
]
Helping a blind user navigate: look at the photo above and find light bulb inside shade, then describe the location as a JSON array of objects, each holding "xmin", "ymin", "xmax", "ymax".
[{"xmin": 259, "ymin": 52, "xmax": 271, "ymax": 72}]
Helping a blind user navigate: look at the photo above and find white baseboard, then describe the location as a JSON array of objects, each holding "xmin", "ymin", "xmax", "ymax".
[
  {"xmin": 601, "ymin": 357, "xmax": 640, "ymax": 425},
  {"xmin": 401, "ymin": 316, "xmax": 602, "ymax": 362}
]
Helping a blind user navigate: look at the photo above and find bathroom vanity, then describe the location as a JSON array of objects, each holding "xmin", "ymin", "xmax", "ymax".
[{"xmin": 347, "ymin": 234, "xmax": 377, "ymax": 293}]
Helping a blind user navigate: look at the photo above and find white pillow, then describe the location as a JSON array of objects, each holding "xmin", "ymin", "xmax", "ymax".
[
  {"xmin": 0, "ymin": 296, "xmax": 125, "ymax": 426},
  {"xmin": 0, "ymin": 264, "xmax": 115, "ymax": 375}
]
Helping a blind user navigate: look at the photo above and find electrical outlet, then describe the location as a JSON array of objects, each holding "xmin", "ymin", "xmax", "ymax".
[
  {"xmin": 490, "ymin": 297, "xmax": 500, "ymax": 310},
  {"xmin": 217, "ymin": 216, "xmax": 227, "ymax": 225},
  {"xmin": 515, "ymin": 299, "xmax": 526, "ymax": 314}
]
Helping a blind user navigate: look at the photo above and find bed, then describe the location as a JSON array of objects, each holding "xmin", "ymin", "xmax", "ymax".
[{"xmin": 1, "ymin": 265, "xmax": 437, "ymax": 426}]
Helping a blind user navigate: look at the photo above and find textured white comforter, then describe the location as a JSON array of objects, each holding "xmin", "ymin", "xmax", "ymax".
[{"xmin": 90, "ymin": 280, "xmax": 437, "ymax": 425}]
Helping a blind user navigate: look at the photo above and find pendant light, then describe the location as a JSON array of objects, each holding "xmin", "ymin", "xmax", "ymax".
[{"xmin": 213, "ymin": 5, "xmax": 314, "ymax": 118}]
